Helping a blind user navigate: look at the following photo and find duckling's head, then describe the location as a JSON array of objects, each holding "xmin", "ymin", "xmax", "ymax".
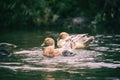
[
  {"xmin": 41, "ymin": 37, "xmax": 55, "ymax": 47},
  {"xmin": 59, "ymin": 32, "xmax": 69, "ymax": 39}
]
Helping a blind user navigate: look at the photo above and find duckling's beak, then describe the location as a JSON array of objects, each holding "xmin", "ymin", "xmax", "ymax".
[{"xmin": 41, "ymin": 42, "xmax": 45, "ymax": 47}]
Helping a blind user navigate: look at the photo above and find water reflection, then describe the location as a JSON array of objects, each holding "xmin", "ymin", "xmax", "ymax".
[{"xmin": 0, "ymin": 31, "xmax": 120, "ymax": 80}]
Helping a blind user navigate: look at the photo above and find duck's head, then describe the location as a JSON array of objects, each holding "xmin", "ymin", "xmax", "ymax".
[
  {"xmin": 59, "ymin": 32, "xmax": 69, "ymax": 39},
  {"xmin": 41, "ymin": 37, "xmax": 55, "ymax": 47}
]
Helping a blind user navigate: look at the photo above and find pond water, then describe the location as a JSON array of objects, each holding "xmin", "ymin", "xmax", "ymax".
[{"xmin": 0, "ymin": 31, "xmax": 120, "ymax": 80}]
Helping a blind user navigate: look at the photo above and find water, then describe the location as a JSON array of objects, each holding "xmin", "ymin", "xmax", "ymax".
[{"xmin": 0, "ymin": 31, "xmax": 120, "ymax": 80}]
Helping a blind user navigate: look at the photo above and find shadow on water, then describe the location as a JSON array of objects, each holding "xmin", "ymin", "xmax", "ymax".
[{"xmin": 0, "ymin": 31, "xmax": 120, "ymax": 80}]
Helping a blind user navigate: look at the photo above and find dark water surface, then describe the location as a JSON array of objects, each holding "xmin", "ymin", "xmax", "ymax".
[{"xmin": 0, "ymin": 31, "xmax": 120, "ymax": 80}]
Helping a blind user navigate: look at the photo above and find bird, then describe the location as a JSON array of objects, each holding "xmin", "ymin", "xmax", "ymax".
[
  {"xmin": 41, "ymin": 37, "xmax": 76, "ymax": 58},
  {"xmin": 57, "ymin": 32, "xmax": 94, "ymax": 49},
  {"xmin": 0, "ymin": 43, "xmax": 17, "ymax": 59}
]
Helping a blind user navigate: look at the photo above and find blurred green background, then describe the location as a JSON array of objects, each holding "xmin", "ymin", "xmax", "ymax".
[{"xmin": 0, "ymin": 0, "xmax": 120, "ymax": 34}]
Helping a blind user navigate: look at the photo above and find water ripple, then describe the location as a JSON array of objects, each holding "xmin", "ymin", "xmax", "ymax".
[{"xmin": 1, "ymin": 34, "xmax": 120, "ymax": 74}]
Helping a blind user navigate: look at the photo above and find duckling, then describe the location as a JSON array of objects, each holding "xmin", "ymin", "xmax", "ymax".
[
  {"xmin": 0, "ymin": 43, "xmax": 17, "ymax": 59},
  {"xmin": 57, "ymin": 32, "xmax": 94, "ymax": 49},
  {"xmin": 41, "ymin": 37, "xmax": 76, "ymax": 58},
  {"xmin": 41, "ymin": 38, "xmax": 62, "ymax": 58}
]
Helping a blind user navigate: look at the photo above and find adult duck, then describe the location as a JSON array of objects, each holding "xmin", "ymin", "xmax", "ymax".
[
  {"xmin": 57, "ymin": 32, "xmax": 94, "ymax": 49},
  {"xmin": 41, "ymin": 37, "xmax": 75, "ymax": 58}
]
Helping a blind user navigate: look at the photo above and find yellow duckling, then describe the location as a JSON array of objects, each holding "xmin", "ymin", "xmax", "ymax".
[
  {"xmin": 57, "ymin": 32, "xmax": 94, "ymax": 49},
  {"xmin": 41, "ymin": 37, "xmax": 76, "ymax": 57},
  {"xmin": 41, "ymin": 37, "xmax": 62, "ymax": 58},
  {"xmin": 57, "ymin": 32, "xmax": 71, "ymax": 48}
]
